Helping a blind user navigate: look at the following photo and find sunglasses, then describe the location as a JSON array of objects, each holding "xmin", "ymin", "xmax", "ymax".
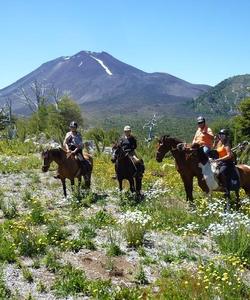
[{"xmin": 197, "ymin": 122, "xmax": 204, "ymax": 125}]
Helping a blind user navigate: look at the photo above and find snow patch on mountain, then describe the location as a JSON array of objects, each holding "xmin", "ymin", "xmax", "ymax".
[
  {"xmin": 90, "ymin": 56, "xmax": 112, "ymax": 76},
  {"xmin": 64, "ymin": 56, "xmax": 71, "ymax": 60},
  {"xmin": 78, "ymin": 61, "xmax": 83, "ymax": 67}
]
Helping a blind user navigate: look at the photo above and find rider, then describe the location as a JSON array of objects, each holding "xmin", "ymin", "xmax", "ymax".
[
  {"xmin": 119, "ymin": 125, "xmax": 140, "ymax": 162},
  {"xmin": 118, "ymin": 125, "xmax": 145, "ymax": 176},
  {"xmin": 192, "ymin": 116, "xmax": 214, "ymax": 155},
  {"xmin": 213, "ymin": 129, "xmax": 239, "ymax": 194},
  {"xmin": 63, "ymin": 121, "xmax": 90, "ymax": 173}
]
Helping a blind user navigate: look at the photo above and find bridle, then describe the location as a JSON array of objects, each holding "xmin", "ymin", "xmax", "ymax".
[
  {"xmin": 42, "ymin": 150, "xmax": 51, "ymax": 170},
  {"xmin": 112, "ymin": 146, "xmax": 126, "ymax": 161}
]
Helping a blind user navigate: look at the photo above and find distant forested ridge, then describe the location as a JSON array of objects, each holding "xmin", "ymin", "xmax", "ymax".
[{"xmin": 190, "ymin": 74, "xmax": 250, "ymax": 115}]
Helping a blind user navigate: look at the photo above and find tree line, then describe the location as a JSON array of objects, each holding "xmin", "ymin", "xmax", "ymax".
[{"xmin": 0, "ymin": 80, "xmax": 249, "ymax": 160}]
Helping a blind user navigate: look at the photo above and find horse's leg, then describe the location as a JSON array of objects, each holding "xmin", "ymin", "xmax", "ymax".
[
  {"xmin": 197, "ymin": 174, "xmax": 209, "ymax": 194},
  {"xmin": 70, "ymin": 179, "xmax": 74, "ymax": 193},
  {"xmin": 180, "ymin": 174, "xmax": 193, "ymax": 202},
  {"xmin": 129, "ymin": 178, "xmax": 135, "ymax": 193},
  {"xmin": 135, "ymin": 175, "xmax": 142, "ymax": 194},
  {"xmin": 118, "ymin": 179, "xmax": 123, "ymax": 191},
  {"xmin": 235, "ymin": 189, "xmax": 240, "ymax": 210},
  {"xmin": 77, "ymin": 177, "xmax": 82, "ymax": 194},
  {"xmin": 224, "ymin": 190, "xmax": 231, "ymax": 212},
  {"xmin": 61, "ymin": 178, "xmax": 67, "ymax": 197},
  {"xmin": 84, "ymin": 173, "xmax": 91, "ymax": 189}
]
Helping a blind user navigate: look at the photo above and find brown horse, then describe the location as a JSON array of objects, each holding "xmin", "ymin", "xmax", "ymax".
[
  {"xmin": 41, "ymin": 148, "xmax": 93, "ymax": 197},
  {"xmin": 156, "ymin": 135, "xmax": 250, "ymax": 206},
  {"xmin": 156, "ymin": 135, "xmax": 208, "ymax": 203},
  {"xmin": 111, "ymin": 144, "xmax": 144, "ymax": 195}
]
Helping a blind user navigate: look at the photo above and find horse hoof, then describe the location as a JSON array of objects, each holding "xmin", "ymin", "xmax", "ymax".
[{"xmin": 188, "ymin": 201, "xmax": 196, "ymax": 210}]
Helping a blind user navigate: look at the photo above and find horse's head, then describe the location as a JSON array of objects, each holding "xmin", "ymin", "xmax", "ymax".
[
  {"xmin": 111, "ymin": 144, "xmax": 126, "ymax": 163},
  {"xmin": 41, "ymin": 149, "xmax": 53, "ymax": 172},
  {"xmin": 156, "ymin": 135, "xmax": 182, "ymax": 162}
]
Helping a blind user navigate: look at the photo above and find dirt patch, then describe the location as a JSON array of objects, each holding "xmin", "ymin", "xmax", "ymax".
[{"xmin": 62, "ymin": 250, "xmax": 136, "ymax": 283}]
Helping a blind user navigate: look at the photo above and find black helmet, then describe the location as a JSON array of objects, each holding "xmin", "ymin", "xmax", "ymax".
[
  {"xmin": 69, "ymin": 121, "xmax": 78, "ymax": 128},
  {"xmin": 218, "ymin": 128, "xmax": 229, "ymax": 135},
  {"xmin": 197, "ymin": 116, "xmax": 205, "ymax": 124}
]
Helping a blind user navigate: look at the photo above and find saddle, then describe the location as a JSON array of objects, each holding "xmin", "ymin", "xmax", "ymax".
[
  {"xmin": 210, "ymin": 160, "xmax": 240, "ymax": 190},
  {"xmin": 125, "ymin": 151, "xmax": 145, "ymax": 175}
]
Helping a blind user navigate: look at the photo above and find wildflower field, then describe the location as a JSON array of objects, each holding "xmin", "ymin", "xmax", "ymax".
[{"xmin": 0, "ymin": 140, "xmax": 250, "ymax": 299}]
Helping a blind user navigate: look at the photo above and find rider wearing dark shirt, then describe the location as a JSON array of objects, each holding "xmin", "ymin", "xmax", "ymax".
[
  {"xmin": 119, "ymin": 125, "xmax": 139, "ymax": 161},
  {"xmin": 120, "ymin": 135, "xmax": 137, "ymax": 153}
]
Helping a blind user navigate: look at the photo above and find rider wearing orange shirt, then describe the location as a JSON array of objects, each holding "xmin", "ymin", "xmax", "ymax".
[
  {"xmin": 192, "ymin": 116, "xmax": 214, "ymax": 155},
  {"xmin": 214, "ymin": 128, "xmax": 239, "ymax": 196}
]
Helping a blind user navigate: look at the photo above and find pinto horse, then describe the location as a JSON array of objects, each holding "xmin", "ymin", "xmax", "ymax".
[
  {"xmin": 156, "ymin": 135, "xmax": 250, "ymax": 207},
  {"xmin": 42, "ymin": 148, "xmax": 93, "ymax": 197},
  {"xmin": 191, "ymin": 145, "xmax": 250, "ymax": 208},
  {"xmin": 111, "ymin": 144, "xmax": 144, "ymax": 195},
  {"xmin": 156, "ymin": 135, "xmax": 209, "ymax": 202}
]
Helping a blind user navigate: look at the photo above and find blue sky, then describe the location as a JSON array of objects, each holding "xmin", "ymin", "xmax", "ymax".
[{"xmin": 0, "ymin": 0, "xmax": 250, "ymax": 88}]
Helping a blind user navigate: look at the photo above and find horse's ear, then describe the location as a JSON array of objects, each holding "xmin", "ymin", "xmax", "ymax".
[
  {"xmin": 41, "ymin": 149, "xmax": 48, "ymax": 158},
  {"xmin": 162, "ymin": 134, "xmax": 169, "ymax": 141}
]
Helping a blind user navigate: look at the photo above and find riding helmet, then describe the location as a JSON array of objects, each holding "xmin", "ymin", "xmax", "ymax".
[
  {"xmin": 197, "ymin": 116, "xmax": 205, "ymax": 124},
  {"xmin": 69, "ymin": 121, "xmax": 78, "ymax": 128},
  {"xmin": 124, "ymin": 125, "xmax": 131, "ymax": 131},
  {"xmin": 218, "ymin": 128, "xmax": 229, "ymax": 135}
]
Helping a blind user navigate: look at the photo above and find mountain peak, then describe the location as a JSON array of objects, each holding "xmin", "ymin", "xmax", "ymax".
[{"xmin": 0, "ymin": 51, "xmax": 210, "ymax": 117}]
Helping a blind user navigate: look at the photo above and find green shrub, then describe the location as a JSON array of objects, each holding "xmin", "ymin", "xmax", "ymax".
[
  {"xmin": 29, "ymin": 200, "xmax": 48, "ymax": 225},
  {"xmin": 155, "ymin": 260, "xmax": 250, "ymax": 300},
  {"xmin": 47, "ymin": 220, "xmax": 69, "ymax": 246},
  {"xmin": 215, "ymin": 225, "xmax": 250, "ymax": 264},
  {"xmin": 119, "ymin": 210, "xmax": 151, "ymax": 247},
  {"xmin": 0, "ymin": 198, "xmax": 18, "ymax": 219},
  {"xmin": 134, "ymin": 263, "xmax": 148, "ymax": 284},
  {"xmin": 0, "ymin": 227, "xmax": 16, "ymax": 263},
  {"xmin": 44, "ymin": 251, "xmax": 62, "ymax": 273},
  {"xmin": 52, "ymin": 264, "xmax": 88, "ymax": 297},
  {"xmin": 11, "ymin": 222, "xmax": 47, "ymax": 257},
  {"xmin": 22, "ymin": 267, "xmax": 33, "ymax": 283},
  {"xmin": 106, "ymin": 243, "xmax": 123, "ymax": 257},
  {"xmin": 89, "ymin": 210, "xmax": 116, "ymax": 228}
]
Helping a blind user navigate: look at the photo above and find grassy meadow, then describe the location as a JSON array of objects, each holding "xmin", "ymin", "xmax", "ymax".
[{"xmin": 0, "ymin": 139, "xmax": 249, "ymax": 299}]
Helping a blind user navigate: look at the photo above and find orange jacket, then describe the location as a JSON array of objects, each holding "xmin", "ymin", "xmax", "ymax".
[
  {"xmin": 216, "ymin": 144, "xmax": 228, "ymax": 158},
  {"xmin": 193, "ymin": 125, "xmax": 214, "ymax": 147}
]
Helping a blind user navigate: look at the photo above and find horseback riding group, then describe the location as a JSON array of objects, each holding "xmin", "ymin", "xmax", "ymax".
[{"xmin": 42, "ymin": 117, "xmax": 250, "ymax": 209}]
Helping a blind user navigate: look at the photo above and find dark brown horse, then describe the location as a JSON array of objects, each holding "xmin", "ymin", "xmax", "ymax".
[
  {"xmin": 156, "ymin": 135, "xmax": 209, "ymax": 202},
  {"xmin": 111, "ymin": 144, "xmax": 144, "ymax": 195},
  {"xmin": 42, "ymin": 148, "xmax": 93, "ymax": 197},
  {"xmin": 156, "ymin": 135, "xmax": 250, "ymax": 206}
]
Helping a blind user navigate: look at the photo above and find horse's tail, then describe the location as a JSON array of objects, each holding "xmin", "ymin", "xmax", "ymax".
[{"xmin": 83, "ymin": 153, "xmax": 93, "ymax": 171}]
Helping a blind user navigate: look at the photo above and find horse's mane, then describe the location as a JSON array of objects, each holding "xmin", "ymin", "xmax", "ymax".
[
  {"xmin": 47, "ymin": 147, "xmax": 66, "ymax": 158},
  {"xmin": 161, "ymin": 135, "xmax": 183, "ymax": 144}
]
